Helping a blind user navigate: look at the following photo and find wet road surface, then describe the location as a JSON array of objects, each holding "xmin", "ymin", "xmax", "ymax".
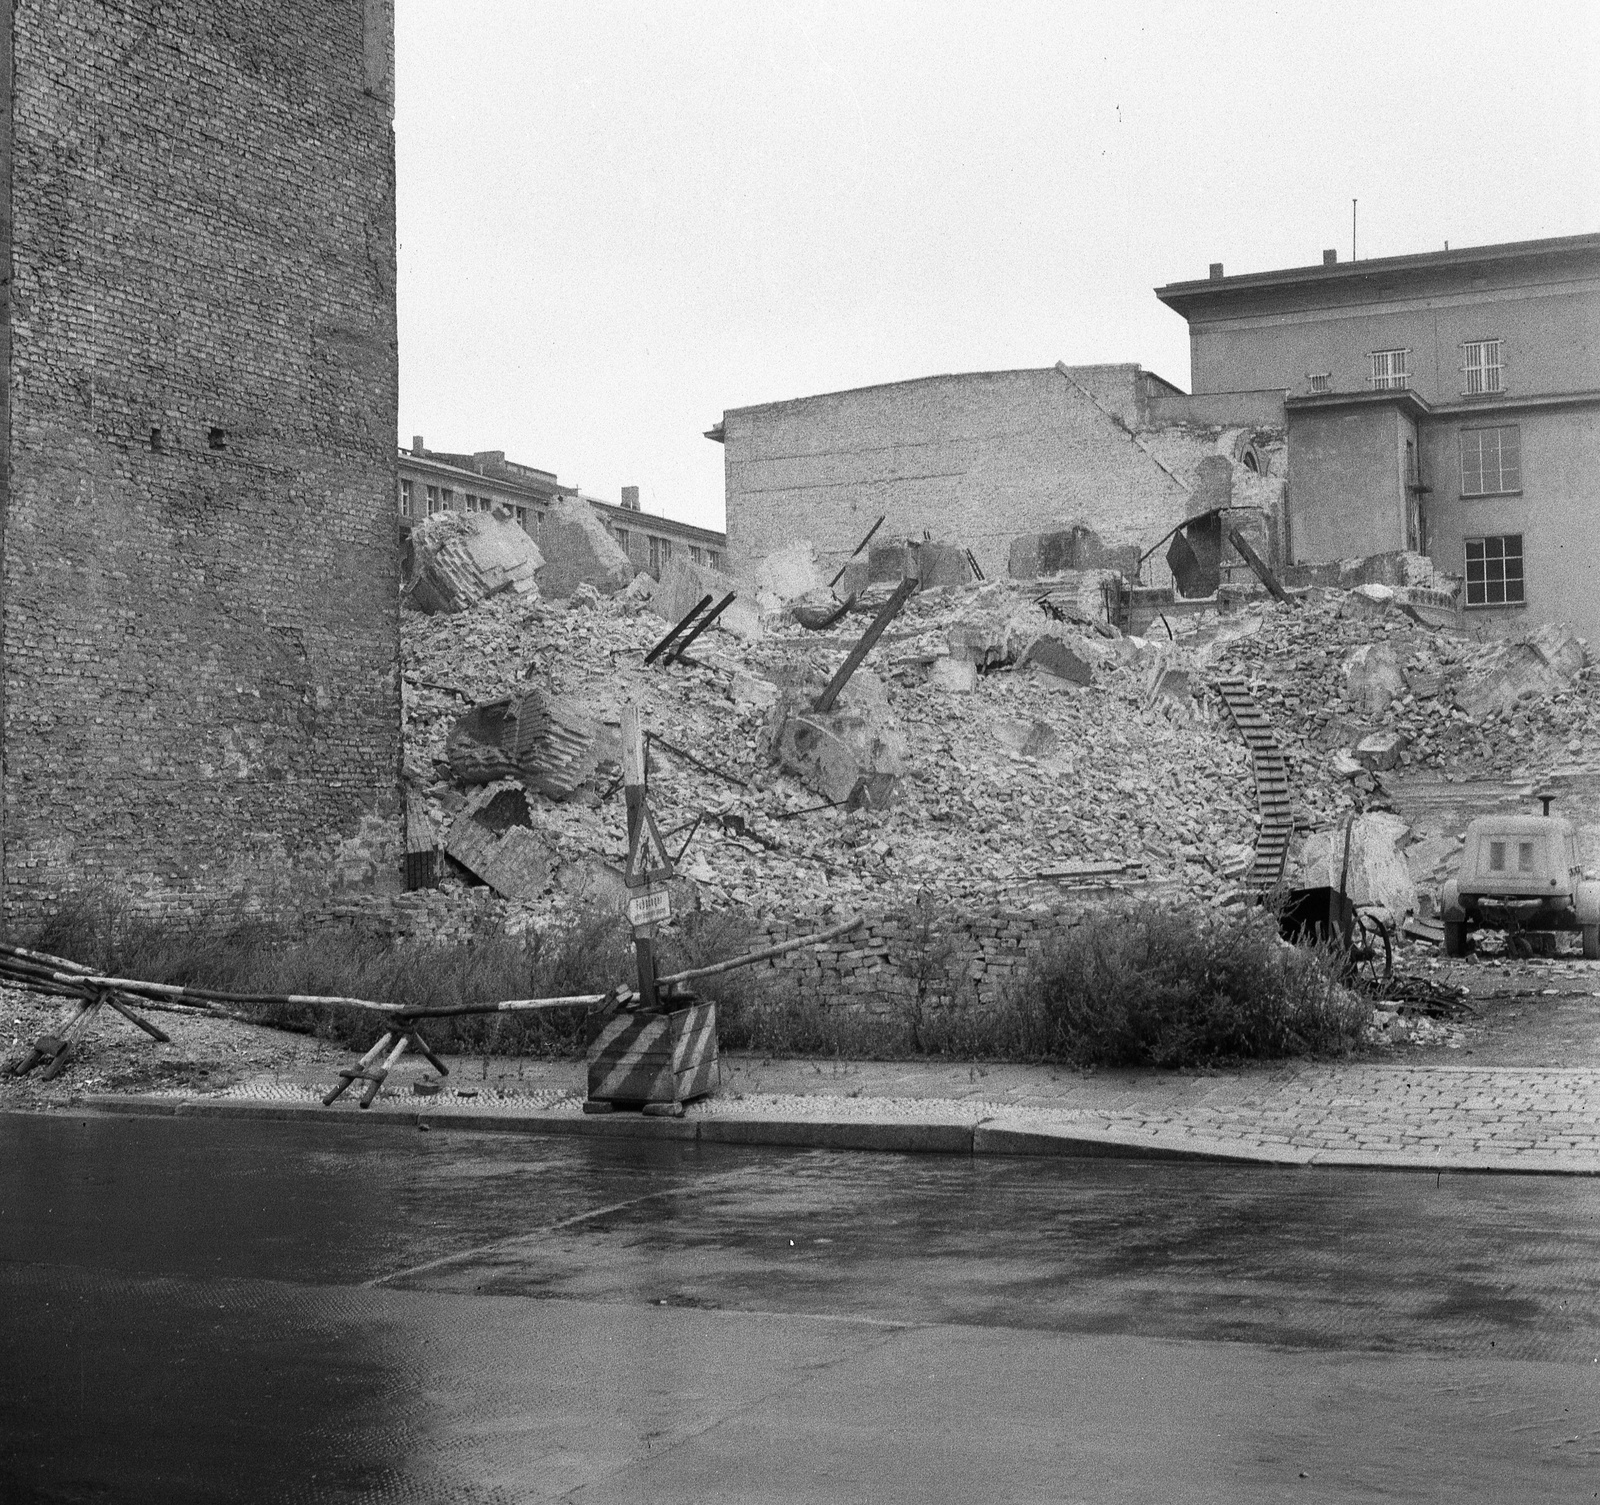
[{"xmin": 3, "ymin": 1110, "xmax": 1599, "ymax": 1502}]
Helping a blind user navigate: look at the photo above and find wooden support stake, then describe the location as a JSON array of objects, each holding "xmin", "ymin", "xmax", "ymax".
[
  {"xmin": 1227, "ymin": 528, "xmax": 1295, "ymax": 606},
  {"xmin": 813, "ymin": 575, "xmax": 918, "ymax": 713},
  {"xmin": 644, "ymin": 595, "xmax": 713, "ymax": 666},
  {"xmin": 669, "ymin": 592, "xmax": 736, "ymax": 663},
  {"xmin": 828, "ymin": 514, "xmax": 886, "ymax": 588}
]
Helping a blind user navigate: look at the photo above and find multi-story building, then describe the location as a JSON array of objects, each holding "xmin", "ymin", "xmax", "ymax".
[
  {"xmin": 397, "ymin": 441, "xmax": 726, "ymax": 579},
  {"xmin": 1156, "ymin": 233, "xmax": 1600, "ymax": 639}
]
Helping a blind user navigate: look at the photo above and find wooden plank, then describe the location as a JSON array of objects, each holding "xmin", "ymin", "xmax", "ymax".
[{"xmin": 813, "ymin": 575, "xmax": 918, "ymax": 713}]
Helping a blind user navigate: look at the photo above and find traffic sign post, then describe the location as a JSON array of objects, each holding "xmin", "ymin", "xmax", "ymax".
[{"xmin": 620, "ymin": 704, "xmax": 673, "ymax": 1011}]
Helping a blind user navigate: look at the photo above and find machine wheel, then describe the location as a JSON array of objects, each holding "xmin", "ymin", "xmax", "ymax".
[
  {"xmin": 1584, "ymin": 924, "xmax": 1600, "ymax": 961},
  {"xmin": 1349, "ymin": 913, "xmax": 1393, "ymax": 987},
  {"xmin": 1443, "ymin": 921, "xmax": 1469, "ymax": 958}
]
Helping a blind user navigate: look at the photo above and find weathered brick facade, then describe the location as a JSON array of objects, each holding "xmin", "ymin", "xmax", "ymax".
[{"xmin": 0, "ymin": 2, "xmax": 402, "ymax": 922}]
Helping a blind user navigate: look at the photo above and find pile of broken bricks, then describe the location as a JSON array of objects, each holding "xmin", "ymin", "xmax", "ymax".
[{"xmin": 386, "ymin": 528, "xmax": 1599, "ymax": 949}]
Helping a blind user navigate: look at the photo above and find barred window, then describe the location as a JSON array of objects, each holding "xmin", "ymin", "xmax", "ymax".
[
  {"xmin": 1370, "ymin": 349, "xmax": 1409, "ymax": 389},
  {"xmin": 1463, "ymin": 339, "xmax": 1502, "ymax": 395},
  {"xmin": 1464, "ymin": 535, "xmax": 1524, "ymax": 607},
  {"xmin": 1460, "ymin": 425, "xmax": 1521, "ymax": 496},
  {"xmin": 1309, "ymin": 372, "xmax": 1332, "ymax": 393}
]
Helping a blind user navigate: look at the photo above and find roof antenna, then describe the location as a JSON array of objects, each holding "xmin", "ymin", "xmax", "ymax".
[{"xmin": 1352, "ymin": 198, "xmax": 1357, "ymax": 261}]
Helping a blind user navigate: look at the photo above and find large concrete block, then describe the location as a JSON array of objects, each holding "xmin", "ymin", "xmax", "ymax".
[
  {"xmin": 648, "ymin": 558, "xmax": 760, "ymax": 641},
  {"xmin": 1342, "ymin": 642, "xmax": 1408, "ymax": 715},
  {"xmin": 537, "ymin": 495, "xmax": 636, "ymax": 599}
]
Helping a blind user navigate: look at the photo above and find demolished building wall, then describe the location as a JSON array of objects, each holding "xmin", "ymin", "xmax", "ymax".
[
  {"xmin": 0, "ymin": 2, "xmax": 403, "ymax": 921},
  {"xmin": 716, "ymin": 365, "xmax": 1287, "ymax": 596}
]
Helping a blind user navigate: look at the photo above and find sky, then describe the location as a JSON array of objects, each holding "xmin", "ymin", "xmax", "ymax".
[{"xmin": 394, "ymin": 0, "xmax": 1599, "ymax": 533}]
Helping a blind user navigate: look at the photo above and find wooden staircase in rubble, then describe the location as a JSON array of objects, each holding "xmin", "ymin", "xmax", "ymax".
[{"xmin": 1215, "ymin": 676, "xmax": 1292, "ymax": 893}]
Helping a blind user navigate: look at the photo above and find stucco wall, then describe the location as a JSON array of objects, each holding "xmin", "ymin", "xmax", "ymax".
[
  {"xmin": 1421, "ymin": 403, "xmax": 1600, "ymax": 645},
  {"xmin": 1, "ymin": 2, "xmax": 402, "ymax": 921},
  {"xmin": 1287, "ymin": 405, "xmax": 1412, "ymax": 565},
  {"xmin": 1191, "ymin": 280, "xmax": 1600, "ymax": 405}
]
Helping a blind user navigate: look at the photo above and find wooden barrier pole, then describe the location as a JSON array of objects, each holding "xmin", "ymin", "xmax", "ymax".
[{"xmin": 656, "ymin": 915, "xmax": 864, "ymax": 985}]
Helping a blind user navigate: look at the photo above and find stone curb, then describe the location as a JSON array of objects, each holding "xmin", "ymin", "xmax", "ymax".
[{"xmin": 57, "ymin": 1094, "xmax": 1600, "ymax": 1175}]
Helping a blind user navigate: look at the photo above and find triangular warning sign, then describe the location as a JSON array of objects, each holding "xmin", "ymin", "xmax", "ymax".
[{"xmin": 624, "ymin": 805, "xmax": 675, "ymax": 887}]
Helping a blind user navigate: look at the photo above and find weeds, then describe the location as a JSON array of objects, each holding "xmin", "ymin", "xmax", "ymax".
[{"xmin": 16, "ymin": 894, "xmax": 1365, "ymax": 1069}]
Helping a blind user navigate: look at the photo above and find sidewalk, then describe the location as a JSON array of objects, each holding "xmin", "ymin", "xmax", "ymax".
[{"xmin": 80, "ymin": 1051, "xmax": 1600, "ymax": 1175}]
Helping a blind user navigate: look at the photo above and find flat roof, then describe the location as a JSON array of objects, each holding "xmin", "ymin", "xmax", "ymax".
[
  {"xmin": 713, "ymin": 362, "xmax": 1170, "ymax": 428},
  {"xmin": 1156, "ymin": 231, "xmax": 1600, "ymax": 316}
]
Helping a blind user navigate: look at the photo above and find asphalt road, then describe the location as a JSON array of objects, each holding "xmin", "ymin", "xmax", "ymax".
[{"xmin": 3, "ymin": 1111, "xmax": 1598, "ymax": 1503}]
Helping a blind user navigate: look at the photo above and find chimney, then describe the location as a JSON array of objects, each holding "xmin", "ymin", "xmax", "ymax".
[
  {"xmin": 1322, "ymin": 248, "xmax": 1338, "ymax": 266},
  {"xmin": 621, "ymin": 485, "xmax": 640, "ymax": 511},
  {"xmin": 411, "ymin": 435, "xmax": 425, "ymax": 455},
  {"xmin": 1208, "ymin": 262, "xmax": 1224, "ymax": 280}
]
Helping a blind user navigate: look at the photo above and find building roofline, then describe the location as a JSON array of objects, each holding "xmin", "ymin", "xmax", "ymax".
[
  {"xmin": 588, "ymin": 497, "xmax": 726, "ymax": 545},
  {"xmin": 715, "ymin": 362, "xmax": 1156, "ymax": 423},
  {"xmin": 1284, "ymin": 386, "xmax": 1600, "ymax": 421},
  {"xmin": 397, "ymin": 448, "xmax": 566, "ymax": 498},
  {"xmin": 1156, "ymin": 232, "xmax": 1600, "ymax": 316},
  {"xmin": 1285, "ymin": 389, "xmax": 1433, "ymax": 419}
]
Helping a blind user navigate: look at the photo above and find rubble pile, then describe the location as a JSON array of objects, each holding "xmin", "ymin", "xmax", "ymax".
[
  {"xmin": 400, "ymin": 578, "xmax": 1265, "ymax": 928},
  {"xmin": 395, "ymin": 564, "xmax": 1599, "ymax": 938},
  {"xmin": 1202, "ymin": 591, "xmax": 1597, "ymax": 820}
]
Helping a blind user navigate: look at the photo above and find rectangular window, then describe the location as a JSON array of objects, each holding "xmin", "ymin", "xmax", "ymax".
[
  {"xmin": 426, "ymin": 485, "xmax": 441, "ymax": 514},
  {"xmin": 513, "ymin": 506, "xmax": 528, "ymax": 529},
  {"xmin": 400, "ymin": 479, "xmax": 413, "ymax": 516},
  {"xmin": 1460, "ymin": 426, "xmax": 1521, "ymax": 496},
  {"xmin": 649, "ymin": 536, "xmax": 662, "ymax": 572},
  {"xmin": 615, "ymin": 527, "xmax": 629, "ymax": 552},
  {"xmin": 1489, "ymin": 841, "xmax": 1506, "ymax": 872},
  {"xmin": 689, "ymin": 545, "xmax": 703, "ymax": 565},
  {"xmin": 1464, "ymin": 535, "xmax": 1525, "ymax": 607},
  {"xmin": 1370, "ymin": 349, "xmax": 1409, "ymax": 389},
  {"xmin": 1518, "ymin": 841, "xmax": 1535, "ymax": 873},
  {"xmin": 708, "ymin": 550, "xmax": 720, "ymax": 570},
  {"xmin": 1462, "ymin": 339, "xmax": 1503, "ymax": 395},
  {"xmin": 1309, "ymin": 372, "xmax": 1332, "ymax": 393}
]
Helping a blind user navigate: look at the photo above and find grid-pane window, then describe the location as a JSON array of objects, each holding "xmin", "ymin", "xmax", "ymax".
[
  {"xmin": 441, "ymin": 488, "xmax": 454, "ymax": 510},
  {"xmin": 1460, "ymin": 426, "xmax": 1521, "ymax": 495},
  {"xmin": 400, "ymin": 479, "xmax": 413, "ymax": 516},
  {"xmin": 1464, "ymin": 535, "xmax": 1525, "ymax": 607},
  {"xmin": 708, "ymin": 550, "xmax": 720, "ymax": 570},
  {"xmin": 1463, "ymin": 339, "xmax": 1502, "ymax": 395},
  {"xmin": 426, "ymin": 485, "xmax": 441, "ymax": 514},
  {"xmin": 689, "ymin": 545, "xmax": 703, "ymax": 565},
  {"xmin": 615, "ymin": 527, "xmax": 629, "ymax": 551},
  {"xmin": 1370, "ymin": 349, "xmax": 1409, "ymax": 389}
]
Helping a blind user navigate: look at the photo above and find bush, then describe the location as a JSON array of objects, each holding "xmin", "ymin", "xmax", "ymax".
[
  {"xmin": 16, "ymin": 895, "xmax": 1366, "ymax": 1069},
  {"xmin": 1012, "ymin": 901, "xmax": 1366, "ymax": 1067}
]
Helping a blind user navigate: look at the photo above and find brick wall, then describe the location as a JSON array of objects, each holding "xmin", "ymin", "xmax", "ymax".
[
  {"xmin": 721, "ymin": 366, "xmax": 1282, "ymax": 588},
  {"xmin": 746, "ymin": 901, "xmax": 1100, "ymax": 1013},
  {"xmin": 1, "ymin": 1, "xmax": 402, "ymax": 921}
]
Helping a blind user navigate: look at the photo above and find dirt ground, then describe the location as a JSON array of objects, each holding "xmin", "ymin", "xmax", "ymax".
[{"xmin": 5, "ymin": 941, "xmax": 1598, "ymax": 1111}]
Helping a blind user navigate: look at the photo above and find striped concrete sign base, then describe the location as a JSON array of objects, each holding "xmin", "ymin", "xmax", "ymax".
[{"xmin": 586, "ymin": 1002, "xmax": 720, "ymax": 1105}]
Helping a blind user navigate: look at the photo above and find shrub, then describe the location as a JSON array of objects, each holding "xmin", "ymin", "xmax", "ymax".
[{"xmin": 1012, "ymin": 901, "xmax": 1366, "ymax": 1067}]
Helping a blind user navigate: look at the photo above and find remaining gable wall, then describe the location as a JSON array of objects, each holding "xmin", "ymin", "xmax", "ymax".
[{"xmin": 1, "ymin": 2, "xmax": 402, "ymax": 921}]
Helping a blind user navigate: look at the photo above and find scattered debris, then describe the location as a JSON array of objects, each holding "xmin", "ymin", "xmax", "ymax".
[{"xmin": 404, "ymin": 509, "xmax": 544, "ymax": 614}]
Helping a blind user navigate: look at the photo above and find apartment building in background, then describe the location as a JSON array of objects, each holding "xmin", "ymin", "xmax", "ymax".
[
  {"xmin": 398, "ymin": 441, "xmax": 725, "ymax": 579},
  {"xmin": 1157, "ymin": 233, "xmax": 1600, "ymax": 640}
]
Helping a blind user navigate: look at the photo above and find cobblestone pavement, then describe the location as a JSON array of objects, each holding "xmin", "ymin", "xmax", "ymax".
[{"xmin": 100, "ymin": 1054, "xmax": 1600, "ymax": 1174}]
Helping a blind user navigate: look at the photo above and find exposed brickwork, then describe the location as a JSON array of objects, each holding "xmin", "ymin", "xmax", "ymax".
[
  {"xmin": 748, "ymin": 901, "xmax": 1102, "ymax": 1013},
  {"xmin": 1, "ymin": 2, "xmax": 401, "ymax": 921}
]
